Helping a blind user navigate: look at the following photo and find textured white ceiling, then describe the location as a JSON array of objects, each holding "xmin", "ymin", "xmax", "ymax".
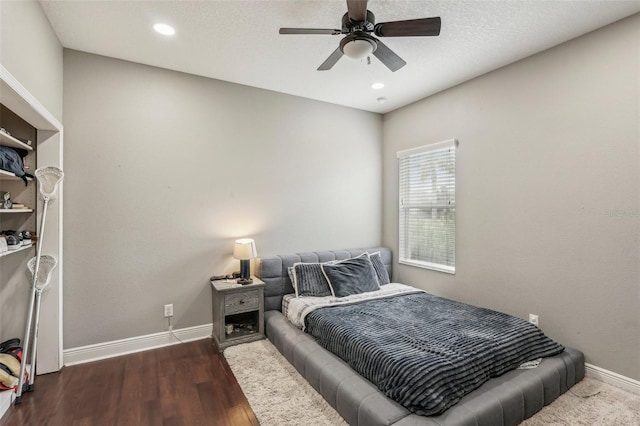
[{"xmin": 40, "ymin": 0, "xmax": 640, "ymax": 114}]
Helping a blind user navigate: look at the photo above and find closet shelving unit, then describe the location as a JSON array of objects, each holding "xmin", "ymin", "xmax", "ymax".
[
  {"xmin": 0, "ymin": 65, "xmax": 63, "ymax": 417},
  {"xmin": 0, "ymin": 112, "xmax": 36, "ymax": 258},
  {"xmin": 0, "ymin": 85, "xmax": 38, "ymax": 414}
]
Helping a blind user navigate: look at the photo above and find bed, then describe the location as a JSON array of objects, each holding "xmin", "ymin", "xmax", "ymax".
[{"xmin": 255, "ymin": 247, "xmax": 584, "ymax": 426}]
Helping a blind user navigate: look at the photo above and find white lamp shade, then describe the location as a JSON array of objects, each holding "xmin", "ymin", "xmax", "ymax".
[
  {"xmin": 342, "ymin": 39, "xmax": 374, "ymax": 60},
  {"xmin": 233, "ymin": 238, "xmax": 257, "ymax": 260}
]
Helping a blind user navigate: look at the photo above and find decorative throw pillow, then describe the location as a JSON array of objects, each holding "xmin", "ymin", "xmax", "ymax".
[
  {"xmin": 287, "ymin": 266, "xmax": 295, "ymax": 283},
  {"xmin": 321, "ymin": 254, "xmax": 380, "ymax": 297},
  {"xmin": 291, "ymin": 263, "xmax": 334, "ymax": 297},
  {"xmin": 368, "ymin": 251, "xmax": 391, "ymax": 285},
  {"xmin": 287, "ymin": 266, "xmax": 295, "ymax": 288}
]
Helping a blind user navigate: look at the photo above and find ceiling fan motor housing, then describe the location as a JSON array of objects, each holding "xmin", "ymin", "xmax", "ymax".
[{"xmin": 341, "ymin": 10, "xmax": 375, "ymax": 32}]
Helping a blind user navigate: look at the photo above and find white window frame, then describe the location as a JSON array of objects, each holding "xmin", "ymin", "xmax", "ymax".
[{"xmin": 397, "ymin": 139, "xmax": 457, "ymax": 274}]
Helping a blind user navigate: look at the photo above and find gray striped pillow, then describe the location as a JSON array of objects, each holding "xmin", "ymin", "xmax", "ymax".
[
  {"xmin": 292, "ymin": 263, "xmax": 334, "ymax": 297},
  {"xmin": 320, "ymin": 254, "xmax": 380, "ymax": 297},
  {"xmin": 369, "ymin": 251, "xmax": 390, "ymax": 285}
]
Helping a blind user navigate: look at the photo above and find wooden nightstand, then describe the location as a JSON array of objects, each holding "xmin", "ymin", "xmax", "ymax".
[{"xmin": 210, "ymin": 277, "xmax": 265, "ymax": 350}]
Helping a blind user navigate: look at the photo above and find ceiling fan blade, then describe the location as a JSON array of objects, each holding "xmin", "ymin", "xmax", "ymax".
[
  {"xmin": 279, "ymin": 28, "xmax": 342, "ymax": 35},
  {"xmin": 372, "ymin": 39, "xmax": 406, "ymax": 72},
  {"xmin": 346, "ymin": 0, "xmax": 368, "ymax": 22},
  {"xmin": 317, "ymin": 48, "xmax": 344, "ymax": 71},
  {"xmin": 374, "ymin": 17, "xmax": 441, "ymax": 37}
]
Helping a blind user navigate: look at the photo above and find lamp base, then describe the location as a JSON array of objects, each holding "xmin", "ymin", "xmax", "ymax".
[{"xmin": 237, "ymin": 278, "xmax": 253, "ymax": 285}]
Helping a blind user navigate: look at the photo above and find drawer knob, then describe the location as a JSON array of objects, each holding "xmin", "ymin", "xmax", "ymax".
[{"xmin": 239, "ymin": 299, "xmax": 245, "ymax": 304}]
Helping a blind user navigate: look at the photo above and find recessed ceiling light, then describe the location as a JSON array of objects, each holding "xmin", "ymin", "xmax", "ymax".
[
  {"xmin": 371, "ymin": 82, "xmax": 385, "ymax": 90},
  {"xmin": 153, "ymin": 23, "xmax": 175, "ymax": 36}
]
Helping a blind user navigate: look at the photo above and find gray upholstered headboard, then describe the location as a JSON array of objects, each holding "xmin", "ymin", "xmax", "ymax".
[{"xmin": 255, "ymin": 247, "xmax": 392, "ymax": 312}]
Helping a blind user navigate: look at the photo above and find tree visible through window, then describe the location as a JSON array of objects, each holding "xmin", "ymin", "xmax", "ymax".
[{"xmin": 397, "ymin": 139, "xmax": 457, "ymax": 274}]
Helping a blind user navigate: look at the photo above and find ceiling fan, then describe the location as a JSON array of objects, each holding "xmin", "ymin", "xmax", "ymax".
[{"xmin": 279, "ymin": 0, "xmax": 441, "ymax": 72}]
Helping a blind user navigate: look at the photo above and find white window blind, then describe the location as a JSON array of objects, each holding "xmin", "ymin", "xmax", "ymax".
[{"xmin": 397, "ymin": 139, "xmax": 457, "ymax": 274}]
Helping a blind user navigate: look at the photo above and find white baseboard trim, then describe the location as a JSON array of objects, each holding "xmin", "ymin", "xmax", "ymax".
[
  {"xmin": 63, "ymin": 323, "xmax": 213, "ymax": 367},
  {"xmin": 585, "ymin": 363, "xmax": 640, "ymax": 395}
]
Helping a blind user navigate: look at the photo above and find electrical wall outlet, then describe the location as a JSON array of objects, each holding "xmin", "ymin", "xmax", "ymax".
[
  {"xmin": 164, "ymin": 304, "xmax": 174, "ymax": 318},
  {"xmin": 529, "ymin": 314, "xmax": 539, "ymax": 327}
]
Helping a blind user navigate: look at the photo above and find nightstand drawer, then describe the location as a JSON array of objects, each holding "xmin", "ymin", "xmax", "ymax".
[{"xmin": 225, "ymin": 290, "xmax": 259, "ymax": 314}]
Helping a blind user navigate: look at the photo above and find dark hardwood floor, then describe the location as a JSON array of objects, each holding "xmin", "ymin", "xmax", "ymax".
[{"xmin": 0, "ymin": 339, "xmax": 258, "ymax": 426}]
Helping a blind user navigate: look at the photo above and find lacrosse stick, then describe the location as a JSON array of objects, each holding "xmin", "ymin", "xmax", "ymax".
[
  {"xmin": 24, "ymin": 255, "xmax": 57, "ymax": 391},
  {"xmin": 15, "ymin": 167, "xmax": 63, "ymax": 403}
]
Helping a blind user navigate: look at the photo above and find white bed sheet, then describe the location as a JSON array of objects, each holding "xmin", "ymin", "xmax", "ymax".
[{"xmin": 282, "ymin": 282, "xmax": 423, "ymax": 329}]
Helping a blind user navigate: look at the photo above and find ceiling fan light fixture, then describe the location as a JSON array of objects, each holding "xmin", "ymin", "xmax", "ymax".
[
  {"xmin": 342, "ymin": 39, "xmax": 373, "ymax": 59},
  {"xmin": 153, "ymin": 23, "xmax": 175, "ymax": 36},
  {"xmin": 340, "ymin": 35, "xmax": 377, "ymax": 60}
]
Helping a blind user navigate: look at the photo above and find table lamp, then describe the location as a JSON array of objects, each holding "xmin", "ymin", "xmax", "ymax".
[{"xmin": 233, "ymin": 238, "xmax": 257, "ymax": 285}]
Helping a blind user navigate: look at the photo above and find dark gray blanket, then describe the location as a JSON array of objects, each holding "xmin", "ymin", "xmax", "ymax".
[{"xmin": 304, "ymin": 292, "xmax": 564, "ymax": 416}]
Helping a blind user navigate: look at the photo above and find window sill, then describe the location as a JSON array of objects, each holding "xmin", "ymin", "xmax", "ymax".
[{"xmin": 399, "ymin": 259, "xmax": 455, "ymax": 275}]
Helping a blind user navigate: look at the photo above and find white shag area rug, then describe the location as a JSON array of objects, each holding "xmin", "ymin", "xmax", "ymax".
[
  {"xmin": 224, "ymin": 339, "xmax": 348, "ymax": 426},
  {"xmin": 521, "ymin": 377, "xmax": 640, "ymax": 426},
  {"xmin": 225, "ymin": 339, "xmax": 640, "ymax": 426}
]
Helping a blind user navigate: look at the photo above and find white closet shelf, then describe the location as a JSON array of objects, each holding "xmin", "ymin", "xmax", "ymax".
[
  {"xmin": 0, "ymin": 244, "xmax": 34, "ymax": 258},
  {"xmin": 0, "ymin": 131, "xmax": 33, "ymax": 151},
  {"xmin": 0, "ymin": 169, "xmax": 32, "ymax": 181},
  {"xmin": 0, "ymin": 209, "xmax": 33, "ymax": 214}
]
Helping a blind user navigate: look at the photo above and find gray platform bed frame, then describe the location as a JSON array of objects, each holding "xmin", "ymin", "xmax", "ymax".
[{"xmin": 255, "ymin": 247, "xmax": 585, "ymax": 426}]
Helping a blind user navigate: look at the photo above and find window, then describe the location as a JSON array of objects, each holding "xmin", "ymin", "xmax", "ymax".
[{"xmin": 397, "ymin": 139, "xmax": 457, "ymax": 274}]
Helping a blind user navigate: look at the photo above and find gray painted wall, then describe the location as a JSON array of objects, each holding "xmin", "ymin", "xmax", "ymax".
[
  {"xmin": 382, "ymin": 14, "xmax": 640, "ymax": 380},
  {"xmin": 63, "ymin": 50, "xmax": 382, "ymax": 348}
]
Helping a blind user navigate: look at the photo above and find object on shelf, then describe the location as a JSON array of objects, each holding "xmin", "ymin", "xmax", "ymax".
[
  {"xmin": 0, "ymin": 192, "xmax": 30, "ymax": 210},
  {"xmin": 236, "ymin": 318, "xmax": 256, "ymax": 331},
  {"xmin": 0, "ymin": 229, "xmax": 26, "ymax": 245},
  {"xmin": 0, "ymin": 230, "xmax": 34, "ymax": 251},
  {"xmin": 1, "ymin": 191, "xmax": 11, "ymax": 209},
  {"xmin": 0, "ymin": 146, "xmax": 33, "ymax": 186},
  {"xmin": 20, "ymin": 231, "xmax": 32, "ymax": 246},
  {"xmin": 15, "ymin": 137, "xmax": 32, "ymax": 147},
  {"xmin": 5, "ymin": 234, "xmax": 20, "ymax": 251}
]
